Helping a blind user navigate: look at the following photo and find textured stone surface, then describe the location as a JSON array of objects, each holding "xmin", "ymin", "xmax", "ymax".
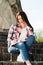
[
  {"xmin": 0, "ymin": 61, "xmax": 43, "ymax": 65},
  {"xmin": 0, "ymin": 0, "xmax": 22, "ymax": 29},
  {"xmin": 0, "ymin": 31, "xmax": 43, "ymax": 65},
  {"xmin": 0, "ymin": 31, "xmax": 43, "ymax": 61}
]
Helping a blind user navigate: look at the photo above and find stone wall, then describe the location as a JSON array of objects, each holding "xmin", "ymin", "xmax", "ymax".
[{"xmin": 0, "ymin": 31, "xmax": 43, "ymax": 65}]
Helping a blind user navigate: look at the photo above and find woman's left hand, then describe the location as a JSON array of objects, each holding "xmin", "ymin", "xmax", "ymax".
[{"xmin": 11, "ymin": 39, "xmax": 17, "ymax": 45}]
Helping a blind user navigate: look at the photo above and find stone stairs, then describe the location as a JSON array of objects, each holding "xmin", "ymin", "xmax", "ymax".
[{"xmin": 0, "ymin": 30, "xmax": 43, "ymax": 65}]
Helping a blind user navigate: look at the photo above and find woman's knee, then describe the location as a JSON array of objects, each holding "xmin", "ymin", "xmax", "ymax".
[
  {"xmin": 27, "ymin": 35, "xmax": 35, "ymax": 44},
  {"xmin": 26, "ymin": 35, "xmax": 35, "ymax": 49},
  {"xmin": 8, "ymin": 46, "xmax": 14, "ymax": 53},
  {"xmin": 18, "ymin": 42, "xmax": 25, "ymax": 48},
  {"xmin": 8, "ymin": 46, "xmax": 19, "ymax": 53}
]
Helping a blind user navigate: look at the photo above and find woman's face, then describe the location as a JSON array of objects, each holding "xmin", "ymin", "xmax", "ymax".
[{"xmin": 17, "ymin": 15, "xmax": 26, "ymax": 28}]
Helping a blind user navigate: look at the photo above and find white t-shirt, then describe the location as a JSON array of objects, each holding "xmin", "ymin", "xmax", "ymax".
[{"xmin": 17, "ymin": 26, "xmax": 33, "ymax": 43}]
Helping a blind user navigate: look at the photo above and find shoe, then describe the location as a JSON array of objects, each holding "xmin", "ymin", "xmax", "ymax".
[{"xmin": 17, "ymin": 53, "xmax": 24, "ymax": 63}]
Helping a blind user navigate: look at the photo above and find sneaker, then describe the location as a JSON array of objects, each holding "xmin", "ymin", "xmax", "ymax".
[{"xmin": 17, "ymin": 54, "xmax": 24, "ymax": 62}]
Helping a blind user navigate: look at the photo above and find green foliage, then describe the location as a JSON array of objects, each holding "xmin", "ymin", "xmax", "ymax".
[
  {"xmin": 35, "ymin": 30, "xmax": 43, "ymax": 43},
  {"xmin": 36, "ymin": 38, "xmax": 43, "ymax": 42}
]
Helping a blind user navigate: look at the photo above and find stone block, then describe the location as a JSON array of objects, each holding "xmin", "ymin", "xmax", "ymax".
[
  {"xmin": 2, "ymin": 53, "xmax": 10, "ymax": 61},
  {"xmin": 39, "ymin": 54, "xmax": 43, "ymax": 61},
  {"xmin": 0, "ymin": 53, "xmax": 3, "ymax": 61},
  {"xmin": 0, "ymin": 61, "xmax": 43, "ymax": 65},
  {"xmin": 12, "ymin": 53, "xmax": 19, "ymax": 61},
  {"xmin": 40, "ymin": 49, "xmax": 43, "ymax": 54},
  {"xmin": 0, "ymin": 41, "xmax": 7, "ymax": 47},
  {"xmin": 2, "ymin": 47, "xmax": 8, "ymax": 53}
]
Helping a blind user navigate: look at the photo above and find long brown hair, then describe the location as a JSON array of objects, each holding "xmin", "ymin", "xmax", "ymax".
[{"xmin": 18, "ymin": 11, "xmax": 34, "ymax": 31}]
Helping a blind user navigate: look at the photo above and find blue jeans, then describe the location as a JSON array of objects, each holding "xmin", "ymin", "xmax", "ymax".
[{"xmin": 8, "ymin": 35, "xmax": 35, "ymax": 61}]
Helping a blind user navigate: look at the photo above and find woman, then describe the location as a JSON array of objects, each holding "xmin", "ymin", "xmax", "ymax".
[{"xmin": 7, "ymin": 11, "xmax": 35, "ymax": 65}]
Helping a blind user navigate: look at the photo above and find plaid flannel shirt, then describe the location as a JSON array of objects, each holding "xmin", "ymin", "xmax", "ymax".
[{"xmin": 7, "ymin": 24, "xmax": 34, "ymax": 47}]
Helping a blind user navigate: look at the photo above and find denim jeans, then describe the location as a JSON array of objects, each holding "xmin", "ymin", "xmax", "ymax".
[{"xmin": 8, "ymin": 35, "xmax": 35, "ymax": 61}]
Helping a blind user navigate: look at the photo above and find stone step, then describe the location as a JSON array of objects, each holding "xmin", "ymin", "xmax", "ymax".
[
  {"xmin": 0, "ymin": 32, "xmax": 7, "ymax": 42},
  {"xmin": 0, "ymin": 31, "xmax": 7, "ymax": 47},
  {"xmin": 0, "ymin": 51, "xmax": 43, "ymax": 61},
  {"xmin": 33, "ymin": 54, "xmax": 43, "ymax": 61},
  {"xmin": 32, "ymin": 43, "xmax": 43, "ymax": 49},
  {"xmin": 1, "ymin": 47, "xmax": 8, "ymax": 53},
  {"xmin": 32, "ymin": 48, "xmax": 43, "ymax": 54},
  {"xmin": 0, "ymin": 61, "xmax": 43, "ymax": 65},
  {"xmin": 0, "ymin": 52, "xmax": 19, "ymax": 61},
  {"xmin": 0, "ymin": 41, "xmax": 7, "ymax": 47},
  {"xmin": 0, "ymin": 47, "xmax": 43, "ymax": 61},
  {"xmin": 0, "ymin": 31, "xmax": 43, "ymax": 62},
  {"xmin": 0, "ymin": 53, "xmax": 10, "ymax": 61},
  {"xmin": 0, "ymin": 46, "xmax": 43, "ymax": 54},
  {"xmin": 0, "ymin": 61, "xmax": 25, "ymax": 65}
]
